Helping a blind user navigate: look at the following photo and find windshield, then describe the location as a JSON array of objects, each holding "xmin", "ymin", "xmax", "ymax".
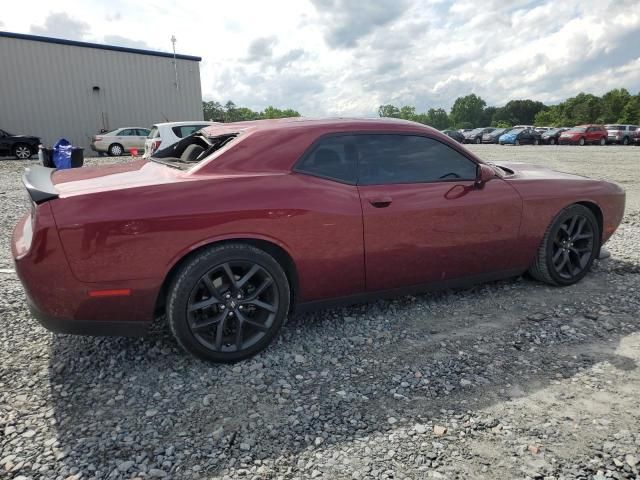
[
  {"xmin": 147, "ymin": 126, "xmax": 159, "ymax": 139},
  {"xmin": 489, "ymin": 128, "xmax": 506, "ymax": 136},
  {"xmin": 509, "ymin": 128, "xmax": 525, "ymax": 134},
  {"xmin": 568, "ymin": 127, "xmax": 586, "ymax": 133},
  {"xmin": 151, "ymin": 132, "xmax": 239, "ymax": 170}
]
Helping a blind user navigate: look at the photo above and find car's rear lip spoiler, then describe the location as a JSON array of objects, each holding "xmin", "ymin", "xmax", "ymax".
[{"xmin": 23, "ymin": 166, "xmax": 58, "ymax": 204}]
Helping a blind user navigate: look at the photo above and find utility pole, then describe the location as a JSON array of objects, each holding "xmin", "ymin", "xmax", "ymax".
[{"xmin": 171, "ymin": 35, "xmax": 179, "ymax": 91}]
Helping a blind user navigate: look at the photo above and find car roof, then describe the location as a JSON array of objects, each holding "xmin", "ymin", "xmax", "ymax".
[
  {"xmin": 153, "ymin": 121, "xmax": 219, "ymax": 127},
  {"xmin": 200, "ymin": 117, "xmax": 431, "ymax": 136}
]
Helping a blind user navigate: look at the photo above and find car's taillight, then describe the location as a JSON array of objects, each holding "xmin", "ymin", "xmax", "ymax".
[
  {"xmin": 94, "ymin": 136, "xmax": 103, "ymax": 141},
  {"xmin": 151, "ymin": 139, "xmax": 161, "ymax": 154}
]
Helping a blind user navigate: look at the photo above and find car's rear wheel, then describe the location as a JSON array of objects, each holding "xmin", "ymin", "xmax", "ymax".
[
  {"xmin": 599, "ymin": 137, "xmax": 606, "ymax": 146},
  {"xmin": 549, "ymin": 138, "xmax": 556, "ymax": 145},
  {"xmin": 515, "ymin": 139, "xmax": 520, "ymax": 146},
  {"xmin": 13, "ymin": 144, "xmax": 32, "ymax": 159},
  {"xmin": 528, "ymin": 204, "xmax": 600, "ymax": 286},
  {"xmin": 108, "ymin": 143, "xmax": 124, "ymax": 156},
  {"xmin": 534, "ymin": 138, "xmax": 540, "ymax": 145},
  {"xmin": 475, "ymin": 137, "xmax": 481, "ymax": 144},
  {"xmin": 578, "ymin": 137, "xmax": 585, "ymax": 146},
  {"xmin": 622, "ymin": 137, "xmax": 630, "ymax": 146},
  {"xmin": 167, "ymin": 243, "xmax": 290, "ymax": 362}
]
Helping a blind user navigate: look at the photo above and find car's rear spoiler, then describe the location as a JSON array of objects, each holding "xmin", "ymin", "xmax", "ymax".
[{"xmin": 23, "ymin": 166, "xmax": 58, "ymax": 204}]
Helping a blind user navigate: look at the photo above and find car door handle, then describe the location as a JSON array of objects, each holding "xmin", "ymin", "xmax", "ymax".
[{"xmin": 368, "ymin": 197, "xmax": 392, "ymax": 208}]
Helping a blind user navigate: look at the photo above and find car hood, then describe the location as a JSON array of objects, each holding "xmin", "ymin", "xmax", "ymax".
[
  {"xmin": 496, "ymin": 161, "xmax": 588, "ymax": 181},
  {"xmin": 51, "ymin": 159, "xmax": 184, "ymax": 197},
  {"xmin": 11, "ymin": 135, "xmax": 39, "ymax": 140}
]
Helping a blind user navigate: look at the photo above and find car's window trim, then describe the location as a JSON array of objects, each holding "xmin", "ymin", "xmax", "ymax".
[{"xmin": 292, "ymin": 131, "xmax": 481, "ymax": 187}]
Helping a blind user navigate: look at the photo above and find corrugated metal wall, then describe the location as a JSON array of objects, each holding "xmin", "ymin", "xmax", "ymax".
[{"xmin": 0, "ymin": 35, "xmax": 203, "ymax": 153}]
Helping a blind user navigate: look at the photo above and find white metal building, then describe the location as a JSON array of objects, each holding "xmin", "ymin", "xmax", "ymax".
[{"xmin": 0, "ymin": 31, "xmax": 203, "ymax": 151}]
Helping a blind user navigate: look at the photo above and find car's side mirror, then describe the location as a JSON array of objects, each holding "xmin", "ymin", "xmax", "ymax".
[{"xmin": 475, "ymin": 164, "xmax": 495, "ymax": 188}]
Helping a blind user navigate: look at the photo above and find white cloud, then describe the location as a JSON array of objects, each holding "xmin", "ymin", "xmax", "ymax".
[{"xmin": 2, "ymin": 0, "xmax": 640, "ymax": 116}]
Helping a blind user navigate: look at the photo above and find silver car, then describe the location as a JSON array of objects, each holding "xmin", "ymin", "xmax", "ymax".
[
  {"xmin": 605, "ymin": 124, "xmax": 638, "ymax": 145},
  {"xmin": 90, "ymin": 127, "xmax": 151, "ymax": 156}
]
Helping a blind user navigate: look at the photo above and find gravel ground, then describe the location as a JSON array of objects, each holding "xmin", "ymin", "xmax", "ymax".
[{"xmin": 1, "ymin": 146, "xmax": 639, "ymax": 480}]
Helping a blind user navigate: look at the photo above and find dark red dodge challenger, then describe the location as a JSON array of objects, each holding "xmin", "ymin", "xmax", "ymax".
[{"xmin": 13, "ymin": 118, "xmax": 625, "ymax": 362}]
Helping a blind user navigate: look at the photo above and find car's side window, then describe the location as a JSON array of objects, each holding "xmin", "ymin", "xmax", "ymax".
[
  {"xmin": 294, "ymin": 135, "xmax": 358, "ymax": 184},
  {"xmin": 357, "ymin": 134, "xmax": 477, "ymax": 186},
  {"xmin": 137, "ymin": 129, "xmax": 150, "ymax": 136},
  {"xmin": 120, "ymin": 129, "xmax": 134, "ymax": 136}
]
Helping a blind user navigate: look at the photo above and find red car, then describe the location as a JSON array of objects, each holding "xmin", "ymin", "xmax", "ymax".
[
  {"xmin": 558, "ymin": 124, "xmax": 608, "ymax": 145},
  {"xmin": 13, "ymin": 118, "xmax": 625, "ymax": 362}
]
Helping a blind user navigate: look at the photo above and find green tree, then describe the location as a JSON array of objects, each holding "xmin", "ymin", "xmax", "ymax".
[
  {"xmin": 618, "ymin": 94, "xmax": 640, "ymax": 124},
  {"xmin": 600, "ymin": 88, "xmax": 631, "ymax": 123},
  {"xmin": 260, "ymin": 106, "xmax": 301, "ymax": 119},
  {"xmin": 425, "ymin": 108, "xmax": 450, "ymax": 130},
  {"xmin": 378, "ymin": 104, "xmax": 401, "ymax": 118},
  {"xmin": 202, "ymin": 100, "xmax": 225, "ymax": 122},
  {"xmin": 450, "ymin": 94, "xmax": 486, "ymax": 128}
]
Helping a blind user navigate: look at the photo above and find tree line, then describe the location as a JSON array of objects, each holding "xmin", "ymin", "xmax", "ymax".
[
  {"xmin": 378, "ymin": 89, "xmax": 640, "ymax": 129},
  {"xmin": 202, "ymin": 100, "xmax": 301, "ymax": 122}
]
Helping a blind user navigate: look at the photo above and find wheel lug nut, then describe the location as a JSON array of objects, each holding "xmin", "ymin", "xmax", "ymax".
[
  {"xmin": 239, "ymin": 305, "xmax": 243, "ymax": 310},
  {"xmin": 225, "ymin": 294, "xmax": 231, "ymax": 299},
  {"xmin": 229, "ymin": 311, "xmax": 234, "ymax": 316},
  {"xmin": 220, "ymin": 305, "xmax": 225, "ymax": 309},
  {"xmin": 237, "ymin": 294, "xmax": 242, "ymax": 299}
]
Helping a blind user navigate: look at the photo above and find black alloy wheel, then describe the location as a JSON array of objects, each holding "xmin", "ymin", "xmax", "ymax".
[
  {"xmin": 529, "ymin": 204, "xmax": 600, "ymax": 286},
  {"xmin": 168, "ymin": 243, "xmax": 290, "ymax": 362}
]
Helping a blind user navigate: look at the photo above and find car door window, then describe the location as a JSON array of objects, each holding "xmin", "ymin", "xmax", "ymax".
[
  {"xmin": 294, "ymin": 135, "xmax": 358, "ymax": 184},
  {"xmin": 119, "ymin": 129, "xmax": 134, "ymax": 136},
  {"xmin": 136, "ymin": 129, "xmax": 150, "ymax": 136},
  {"xmin": 357, "ymin": 134, "xmax": 477, "ymax": 185}
]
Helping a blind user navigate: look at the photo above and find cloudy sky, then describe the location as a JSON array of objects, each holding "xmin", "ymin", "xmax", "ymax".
[{"xmin": 2, "ymin": 0, "xmax": 640, "ymax": 116}]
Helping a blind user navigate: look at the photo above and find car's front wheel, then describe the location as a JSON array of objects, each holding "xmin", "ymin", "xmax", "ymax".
[
  {"xmin": 167, "ymin": 243, "xmax": 290, "ymax": 362},
  {"xmin": 549, "ymin": 138, "xmax": 556, "ymax": 145},
  {"xmin": 475, "ymin": 137, "xmax": 481, "ymax": 144},
  {"xmin": 108, "ymin": 143, "xmax": 124, "ymax": 156},
  {"xmin": 13, "ymin": 144, "xmax": 33, "ymax": 159},
  {"xmin": 528, "ymin": 204, "xmax": 600, "ymax": 286},
  {"xmin": 578, "ymin": 137, "xmax": 585, "ymax": 146},
  {"xmin": 599, "ymin": 137, "xmax": 606, "ymax": 146}
]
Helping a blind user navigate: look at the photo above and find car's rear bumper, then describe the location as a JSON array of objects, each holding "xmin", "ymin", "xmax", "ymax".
[
  {"xmin": 12, "ymin": 204, "xmax": 157, "ymax": 336},
  {"xmin": 26, "ymin": 296, "xmax": 149, "ymax": 336}
]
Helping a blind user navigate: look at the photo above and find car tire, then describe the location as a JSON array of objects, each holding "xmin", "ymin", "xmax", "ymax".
[
  {"xmin": 534, "ymin": 138, "xmax": 540, "ymax": 145},
  {"xmin": 599, "ymin": 137, "xmax": 606, "ymax": 146},
  {"xmin": 622, "ymin": 137, "xmax": 629, "ymax": 146},
  {"xmin": 167, "ymin": 243, "xmax": 291, "ymax": 362},
  {"xmin": 108, "ymin": 143, "xmax": 124, "ymax": 156},
  {"xmin": 475, "ymin": 137, "xmax": 481, "ymax": 144},
  {"xmin": 549, "ymin": 138, "xmax": 556, "ymax": 145},
  {"xmin": 13, "ymin": 144, "xmax": 33, "ymax": 160},
  {"xmin": 515, "ymin": 139, "xmax": 520, "ymax": 146},
  {"xmin": 528, "ymin": 204, "xmax": 600, "ymax": 287},
  {"xmin": 578, "ymin": 137, "xmax": 585, "ymax": 146}
]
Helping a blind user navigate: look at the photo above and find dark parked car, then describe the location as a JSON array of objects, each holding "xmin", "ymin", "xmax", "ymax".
[
  {"xmin": 482, "ymin": 128, "xmax": 511, "ymax": 144},
  {"xmin": 499, "ymin": 127, "xmax": 542, "ymax": 145},
  {"xmin": 541, "ymin": 128, "xmax": 570, "ymax": 145},
  {"xmin": 464, "ymin": 127, "xmax": 495, "ymax": 144},
  {"xmin": 13, "ymin": 118, "xmax": 625, "ymax": 362},
  {"xmin": 0, "ymin": 128, "xmax": 40, "ymax": 159},
  {"xmin": 441, "ymin": 129, "xmax": 465, "ymax": 143},
  {"xmin": 558, "ymin": 125, "xmax": 608, "ymax": 145}
]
